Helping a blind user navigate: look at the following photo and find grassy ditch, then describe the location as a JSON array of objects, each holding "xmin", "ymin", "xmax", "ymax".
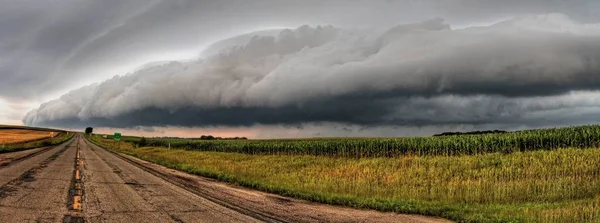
[{"xmin": 87, "ymin": 134, "xmax": 600, "ymax": 222}]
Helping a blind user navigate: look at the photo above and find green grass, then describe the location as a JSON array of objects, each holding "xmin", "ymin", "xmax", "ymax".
[
  {"xmin": 125, "ymin": 125, "xmax": 600, "ymax": 157},
  {"xmin": 88, "ymin": 134, "xmax": 600, "ymax": 223},
  {"xmin": 0, "ymin": 131, "xmax": 75, "ymax": 154}
]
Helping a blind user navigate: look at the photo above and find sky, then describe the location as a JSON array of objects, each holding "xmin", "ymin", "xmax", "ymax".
[{"xmin": 3, "ymin": 0, "xmax": 600, "ymax": 138}]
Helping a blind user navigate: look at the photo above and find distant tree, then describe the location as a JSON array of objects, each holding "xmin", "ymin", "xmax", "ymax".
[
  {"xmin": 433, "ymin": 130, "xmax": 508, "ymax": 137},
  {"xmin": 85, "ymin": 127, "xmax": 93, "ymax": 134},
  {"xmin": 138, "ymin": 137, "xmax": 148, "ymax": 147},
  {"xmin": 200, "ymin": 135, "xmax": 215, "ymax": 140}
]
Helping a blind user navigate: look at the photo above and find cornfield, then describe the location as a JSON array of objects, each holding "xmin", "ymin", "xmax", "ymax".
[
  {"xmin": 90, "ymin": 125, "xmax": 600, "ymax": 222},
  {"xmin": 129, "ymin": 125, "xmax": 600, "ymax": 157}
]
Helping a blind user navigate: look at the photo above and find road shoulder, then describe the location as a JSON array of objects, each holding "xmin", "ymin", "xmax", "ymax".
[{"xmin": 86, "ymin": 138, "xmax": 452, "ymax": 223}]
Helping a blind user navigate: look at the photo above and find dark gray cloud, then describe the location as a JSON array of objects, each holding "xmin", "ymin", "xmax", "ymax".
[
  {"xmin": 2, "ymin": 0, "xmax": 600, "ymax": 134},
  {"xmin": 22, "ymin": 15, "xmax": 600, "ymax": 130},
  {"xmin": 3, "ymin": 0, "xmax": 599, "ymax": 101},
  {"xmin": 1, "ymin": 0, "xmax": 157, "ymax": 99}
]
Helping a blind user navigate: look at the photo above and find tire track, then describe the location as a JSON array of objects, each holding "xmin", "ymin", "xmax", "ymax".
[
  {"xmin": 0, "ymin": 140, "xmax": 73, "ymax": 199},
  {"xmin": 86, "ymin": 142, "xmax": 189, "ymax": 223},
  {"xmin": 84, "ymin": 138, "xmax": 288, "ymax": 223},
  {"xmin": 0, "ymin": 146, "xmax": 54, "ymax": 168}
]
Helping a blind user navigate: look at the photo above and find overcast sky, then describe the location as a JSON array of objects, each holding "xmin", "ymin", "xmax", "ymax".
[{"xmin": 3, "ymin": 0, "xmax": 600, "ymax": 138}]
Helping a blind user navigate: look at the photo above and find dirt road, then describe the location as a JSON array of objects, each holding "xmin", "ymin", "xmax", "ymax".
[{"xmin": 0, "ymin": 134, "xmax": 451, "ymax": 223}]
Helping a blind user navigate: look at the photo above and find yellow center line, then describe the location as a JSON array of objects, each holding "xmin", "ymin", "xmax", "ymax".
[
  {"xmin": 72, "ymin": 196, "xmax": 82, "ymax": 210},
  {"xmin": 71, "ymin": 141, "xmax": 84, "ymax": 211}
]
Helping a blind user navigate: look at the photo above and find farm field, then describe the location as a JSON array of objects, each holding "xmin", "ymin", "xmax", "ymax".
[
  {"xmin": 87, "ymin": 125, "xmax": 600, "ymax": 222},
  {"xmin": 120, "ymin": 125, "xmax": 600, "ymax": 157},
  {"xmin": 0, "ymin": 129, "xmax": 58, "ymax": 144},
  {"xmin": 0, "ymin": 126, "xmax": 74, "ymax": 153}
]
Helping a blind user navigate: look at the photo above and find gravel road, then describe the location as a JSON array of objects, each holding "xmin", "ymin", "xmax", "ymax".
[{"xmin": 0, "ymin": 134, "xmax": 451, "ymax": 223}]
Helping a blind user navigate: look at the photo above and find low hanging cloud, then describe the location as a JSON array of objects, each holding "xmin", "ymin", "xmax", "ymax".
[{"xmin": 23, "ymin": 14, "xmax": 600, "ymax": 129}]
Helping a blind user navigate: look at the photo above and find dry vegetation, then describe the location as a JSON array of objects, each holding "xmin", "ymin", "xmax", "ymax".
[
  {"xmin": 0, "ymin": 129, "xmax": 58, "ymax": 144},
  {"xmin": 0, "ymin": 126, "xmax": 74, "ymax": 154}
]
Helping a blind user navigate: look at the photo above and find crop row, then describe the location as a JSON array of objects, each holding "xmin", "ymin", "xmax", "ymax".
[{"xmin": 123, "ymin": 125, "xmax": 600, "ymax": 157}]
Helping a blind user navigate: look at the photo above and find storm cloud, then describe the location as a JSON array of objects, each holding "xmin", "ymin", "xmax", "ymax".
[
  {"xmin": 22, "ymin": 14, "xmax": 600, "ymax": 129},
  {"xmin": 3, "ymin": 0, "xmax": 600, "ymax": 100}
]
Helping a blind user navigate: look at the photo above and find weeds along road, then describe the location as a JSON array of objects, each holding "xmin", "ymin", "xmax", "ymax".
[{"xmin": 0, "ymin": 133, "xmax": 450, "ymax": 223}]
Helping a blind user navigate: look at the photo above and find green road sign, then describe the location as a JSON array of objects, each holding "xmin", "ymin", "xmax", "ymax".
[{"xmin": 114, "ymin": 132, "xmax": 121, "ymax": 141}]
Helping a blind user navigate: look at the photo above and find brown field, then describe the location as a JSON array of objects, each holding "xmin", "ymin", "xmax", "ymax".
[{"xmin": 0, "ymin": 129, "xmax": 58, "ymax": 144}]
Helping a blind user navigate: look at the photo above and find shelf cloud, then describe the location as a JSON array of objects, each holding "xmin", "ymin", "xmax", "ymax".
[{"xmin": 22, "ymin": 14, "xmax": 600, "ymax": 130}]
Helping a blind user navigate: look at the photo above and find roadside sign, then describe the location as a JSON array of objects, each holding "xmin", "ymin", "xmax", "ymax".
[{"xmin": 114, "ymin": 132, "xmax": 121, "ymax": 141}]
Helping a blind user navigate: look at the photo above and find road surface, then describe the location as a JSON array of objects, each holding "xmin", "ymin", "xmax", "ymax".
[{"xmin": 0, "ymin": 134, "xmax": 451, "ymax": 223}]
